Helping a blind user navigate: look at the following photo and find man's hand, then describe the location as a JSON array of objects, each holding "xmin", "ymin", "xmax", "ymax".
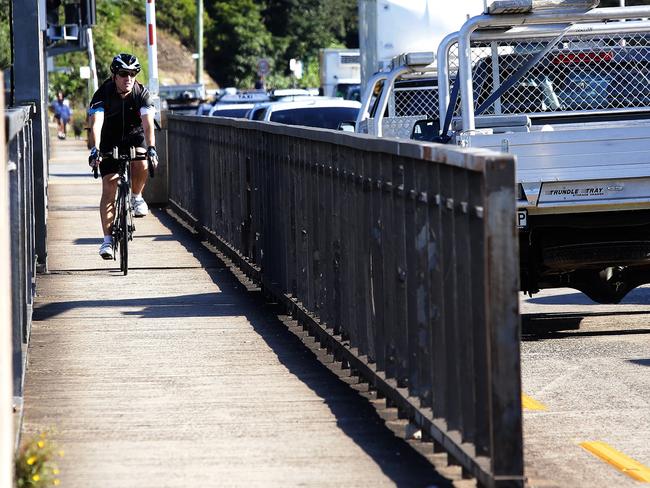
[
  {"xmin": 88, "ymin": 147, "xmax": 101, "ymax": 167},
  {"xmin": 146, "ymin": 146, "xmax": 159, "ymax": 168}
]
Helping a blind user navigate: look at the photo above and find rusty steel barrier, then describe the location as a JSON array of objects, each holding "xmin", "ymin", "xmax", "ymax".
[
  {"xmin": 167, "ymin": 115, "xmax": 523, "ymax": 488},
  {"xmin": 5, "ymin": 105, "xmax": 37, "ymax": 400}
]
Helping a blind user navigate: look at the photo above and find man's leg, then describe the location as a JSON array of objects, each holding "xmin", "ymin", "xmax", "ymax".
[
  {"xmin": 130, "ymin": 157, "xmax": 149, "ymax": 217},
  {"xmin": 130, "ymin": 158, "xmax": 148, "ymax": 196},
  {"xmin": 99, "ymin": 174, "xmax": 118, "ymax": 258}
]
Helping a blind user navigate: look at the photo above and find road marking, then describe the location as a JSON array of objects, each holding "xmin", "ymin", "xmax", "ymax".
[
  {"xmin": 522, "ymin": 394, "xmax": 547, "ymax": 411},
  {"xmin": 580, "ymin": 441, "xmax": 650, "ymax": 482}
]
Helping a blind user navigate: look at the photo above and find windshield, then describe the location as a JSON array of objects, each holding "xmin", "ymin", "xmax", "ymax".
[
  {"xmin": 212, "ymin": 108, "xmax": 250, "ymax": 118},
  {"xmin": 270, "ymin": 107, "xmax": 359, "ymax": 129}
]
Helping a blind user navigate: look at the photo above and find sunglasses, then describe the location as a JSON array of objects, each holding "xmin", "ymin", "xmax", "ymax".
[{"xmin": 117, "ymin": 70, "xmax": 137, "ymax": 78}]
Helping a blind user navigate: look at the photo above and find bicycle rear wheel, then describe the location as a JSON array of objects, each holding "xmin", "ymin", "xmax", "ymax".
[{"xmin": 119, "ymin": 183, "xmax": 129, "ymax": 275}]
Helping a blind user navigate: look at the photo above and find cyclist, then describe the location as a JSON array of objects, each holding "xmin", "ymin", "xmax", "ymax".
[{"xmin": 87, "ymin": 53, "xmax": 159, "ymax": 260}]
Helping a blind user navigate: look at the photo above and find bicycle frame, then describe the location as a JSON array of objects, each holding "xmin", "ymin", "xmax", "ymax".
[
  {"xmin": 91, "ymin": 146, "xmax": 154, "ymax": 275},
  {"xmin": 104, "ymin": 147, "xmax": 147, "ymax": 275}
]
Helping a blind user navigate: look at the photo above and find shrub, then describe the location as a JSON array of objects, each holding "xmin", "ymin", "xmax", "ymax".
[{"xmin": 15, "ymin": 431, "xmax": 64, "ymax": 487}]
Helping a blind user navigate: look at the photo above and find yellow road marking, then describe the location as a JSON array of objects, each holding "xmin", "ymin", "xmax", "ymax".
[
  {"xmin": 580, "ymin": 441, "xmax": 650, "ymax": 482},
  {"xmin": 522, "ymin": 394, "xmax": 547, "ymax": 411}
]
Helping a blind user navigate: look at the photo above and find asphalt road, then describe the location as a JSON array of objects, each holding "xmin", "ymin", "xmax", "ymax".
[{"xmin": 520, "ymin": 286, "xmax": 650, "ymax": 487}]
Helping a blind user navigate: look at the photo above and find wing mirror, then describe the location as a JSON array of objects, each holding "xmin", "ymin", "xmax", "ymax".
[{"xmin": 411, "ymin": 119, "xmax": 441, "ymax": 142}]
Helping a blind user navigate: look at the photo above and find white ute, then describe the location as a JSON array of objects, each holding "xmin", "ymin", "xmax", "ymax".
[{"xmin": 360, "ymin": 0, "xmax": 650, "ymax": 303}]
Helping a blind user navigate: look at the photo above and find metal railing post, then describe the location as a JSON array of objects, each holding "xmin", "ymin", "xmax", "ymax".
[
  {"xmin": 12, "ymin": 0, "xmax": 49, "ymax": 272},
  {"xmin": 0, "ymin": 72, "xmax": 15, "ymax": 488}
]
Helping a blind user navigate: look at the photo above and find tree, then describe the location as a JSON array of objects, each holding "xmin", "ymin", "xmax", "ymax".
[
  {"xmin": 204, "ymin": 0, "xmax": 273, "ymax": 87},
  {"xmin": 0, "ymin": 0, "xmax": 11, "ymax": 69}
]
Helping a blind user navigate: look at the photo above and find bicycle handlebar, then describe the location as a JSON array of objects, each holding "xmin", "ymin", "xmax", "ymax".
[{"xmin": 90, "ymin": 147, "xmax": 155, "ymax": 179}]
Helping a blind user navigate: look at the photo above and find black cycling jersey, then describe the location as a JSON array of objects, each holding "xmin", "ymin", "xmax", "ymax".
[{"xmin": 88, "ymin": 79, "xmax": 155, "ymax": 153}]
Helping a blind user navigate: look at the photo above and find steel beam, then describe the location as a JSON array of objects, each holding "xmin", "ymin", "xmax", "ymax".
[{"xmin": 12, "ymin": 0, "xmax": 48, "ymax": 272}]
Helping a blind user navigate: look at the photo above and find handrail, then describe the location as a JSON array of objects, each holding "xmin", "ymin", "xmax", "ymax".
[
  {"xmin": 4, "ymin": 104, "xmax": 37, "ymax": 407},
  {"xmin": 167, "ymin": 115, "xmax": 523, "ymax": 487},
  {"xmin": 5, "ymin": 106, "xmax": 31, "ymax": 142}
]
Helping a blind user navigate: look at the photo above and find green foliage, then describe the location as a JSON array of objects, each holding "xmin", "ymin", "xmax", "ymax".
[
  {"xmin": 48, "ymin": 51, "xmax": 88, "ymax": 105},
  {"xmin": 154, "ymin": 0, "xmax": 196, "ymax": 48},
  {"xmin": 0, "ymin": 0, "xmax": 10, "ymax": 69},
  {"xmin": 15, "ymin": 431, "xmax": 64, "ymax": 487},
  {"xmin": 204, "ymin": 0, "xmax": 274, "ymax": 87},
  {"xmin": 44, "ymin": 0, "xmax": 359, "ymax": 93},
  {"xmin": 203, "ymin": 0, "xmax": 357, "ymax": 88}
]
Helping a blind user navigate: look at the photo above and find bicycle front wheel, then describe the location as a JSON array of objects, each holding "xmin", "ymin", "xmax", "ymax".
[{"xmin": 119, "ymin": 183, "xmax": 129, "ymax": 275}]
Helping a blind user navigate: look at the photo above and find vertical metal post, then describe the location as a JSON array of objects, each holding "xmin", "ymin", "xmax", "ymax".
[
  {"xmin": 196, "ymin": 0, "xmax": 203, "ymax": 84},
  {"xmin": 484, "ymin": 156, "xmax": 523, "ymax": 486},
  {"xmin": 87, "ymin": 27, "xmax": 99, "ymax": 93},
  {"xmin": 12, "ymin": 0, "xmax": 48, "ymax": 272},
  {"xmin": 0, "ymin": 73, "xmax": 15, "ymax": 488},
  {"xmin": 145, "ymin": 0, "xmax": 161, "ymax": 119}
]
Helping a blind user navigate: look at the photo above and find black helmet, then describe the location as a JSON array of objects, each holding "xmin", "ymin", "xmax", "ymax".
[{"xmin": 110, "ymin": 53, "xmax": 141, "ymax": 74}]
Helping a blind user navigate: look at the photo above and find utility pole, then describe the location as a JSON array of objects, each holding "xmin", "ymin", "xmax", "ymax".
[
  {"xmin": 145, "ymin": 0, "xmax": 160, "ymax": 119},
  {"xmin": 86, "ymin": 27, "xmax": 98, "ymax": 94},
  {"xmin": 196, "ymin": 0, "xmax": 203, "ymax": 84}
]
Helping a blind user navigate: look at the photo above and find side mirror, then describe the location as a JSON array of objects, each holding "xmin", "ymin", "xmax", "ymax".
[
  {"xmin": 338, "ymin": 121, "xmax": 356, "ymax": 132},
  {"xmin": 411, "ymin": 119, "xmax": 441, "ymax": 141}
]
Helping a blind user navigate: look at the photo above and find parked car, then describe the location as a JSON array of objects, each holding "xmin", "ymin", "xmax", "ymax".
[
  {"xmin": 208, "ymin": 103, "xmax": 257, "ymax": 118},
  {"xmin": 254, "ymin": 99, "xmax": 361, "ymax": 129}
]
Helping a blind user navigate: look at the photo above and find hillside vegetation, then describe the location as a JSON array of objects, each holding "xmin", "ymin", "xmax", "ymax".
[
  {"xmin": 46, "ymin": 0, "xmax": 357, "ymax": 105},
  {"xmin": 4, "ymin": 0, "xmax": 650, "ymax": 103}
]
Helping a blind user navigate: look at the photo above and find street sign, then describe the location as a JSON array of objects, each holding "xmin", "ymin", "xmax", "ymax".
[{"xmin": 257, "ymin": 58, "xmax": 270, "ymax": 76}]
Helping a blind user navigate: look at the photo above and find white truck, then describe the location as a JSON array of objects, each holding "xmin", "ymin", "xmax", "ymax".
[
  {"xmin": 319, "ymin": 49, "xmax": 361, "ymax": 99},
  {"xmin": 360, "ymin": 0, "xmax": 650, "ymax": 303},
  {"xmin": 356, "ymin": 0, "xmax": 484, "ymax": 137}
]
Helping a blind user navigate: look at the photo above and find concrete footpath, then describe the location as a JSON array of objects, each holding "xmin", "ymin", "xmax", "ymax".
[{"xmin": 21, "ymin": 138, "xmax": 450, "ymax": 487}]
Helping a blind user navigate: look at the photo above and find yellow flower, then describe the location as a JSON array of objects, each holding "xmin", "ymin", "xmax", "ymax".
[
  {"xmin": 58, "ymin": 450, "xmax": 65, "ymax": 457},
  {"xmin": 37, "ymin": 440, "xmax": 45, "ymax": 448},
  {"xmin": 54, "ymin": 480, "xmax": 61, "ymax": 486},
  {"xmin": 32, "ymin": 474, "xmax": 40, "ymax": 482},
  {"xmin": 26, "ymin": 456, "xmax": 37, "ymax": 465},
  {"xmin": 53, "ymin": 468, "xmax": 60, "ymax": 475}
]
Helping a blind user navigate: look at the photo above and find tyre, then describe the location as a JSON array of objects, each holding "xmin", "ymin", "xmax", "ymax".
[
  {"xmin": 115, "ymin": 184, "xmax": 129, "ymax": 276},
  {"xmin": 119, "ymin": 183, "xmax": 129, "ymax": 275}
]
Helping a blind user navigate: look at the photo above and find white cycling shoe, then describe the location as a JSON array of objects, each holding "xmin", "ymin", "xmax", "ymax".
[
  {"xmin": 99, "ymin": 242, "xmax": 114, "ymax": 260},
  {"xmin": 132, "ymin": 196, "xmax": 149, "ymax": 217}
]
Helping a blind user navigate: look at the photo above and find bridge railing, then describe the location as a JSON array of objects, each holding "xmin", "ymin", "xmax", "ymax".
[
  {"xmin": 4, "ymin": 105, "xmax": 37, "ymax": 401},
  {"xmin": 167, "ymin": 115, "xmax": 523, "ymax": 488}
]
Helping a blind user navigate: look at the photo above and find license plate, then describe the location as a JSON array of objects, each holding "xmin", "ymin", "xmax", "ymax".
[{"xmin": 517, "ymin": 209, "xmax": 528, "ymax": 229}]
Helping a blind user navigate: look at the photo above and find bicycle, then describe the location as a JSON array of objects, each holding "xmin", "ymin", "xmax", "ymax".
[{"xmin": 92, "ymin": 146, "xmax": 155, "ymax": 275}]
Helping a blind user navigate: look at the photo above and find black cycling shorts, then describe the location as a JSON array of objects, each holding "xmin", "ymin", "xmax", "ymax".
[{"xmin": 99, "ymin": 133, "xmax": 146, "ymax": 177}]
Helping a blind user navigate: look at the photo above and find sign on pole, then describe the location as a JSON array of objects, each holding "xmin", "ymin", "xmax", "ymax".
[{"xmin": 257, "ymin": 58, "xmax": 270, "ymax": 76}]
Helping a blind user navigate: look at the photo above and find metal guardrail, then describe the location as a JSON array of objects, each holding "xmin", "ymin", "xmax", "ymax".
[
  {"xmin": 5, "ymin": 105, "xmax": 37, "ymax": 399},
  {"xmin": 167, "ymin": 115, "xmax": 523, "ymax": 488}
]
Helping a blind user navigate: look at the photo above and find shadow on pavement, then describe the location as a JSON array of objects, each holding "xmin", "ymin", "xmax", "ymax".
[{"xmin": 35, "ymin": 207, "xmax": 454, "ymax": 487}]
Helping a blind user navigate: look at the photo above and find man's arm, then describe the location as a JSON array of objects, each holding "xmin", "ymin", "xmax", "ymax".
[
  {"xmin": 89, "ymin": 111, "xmax": 104, "ymax": 150},
  {"xmin": 141, "ymin": 112, "xmax": 155, "ymax": 147}
]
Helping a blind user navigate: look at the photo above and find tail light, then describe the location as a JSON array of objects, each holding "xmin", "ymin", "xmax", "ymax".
[{"xmin": 552, "ymin": 51, "xmax": 614, "ymax": 64}]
